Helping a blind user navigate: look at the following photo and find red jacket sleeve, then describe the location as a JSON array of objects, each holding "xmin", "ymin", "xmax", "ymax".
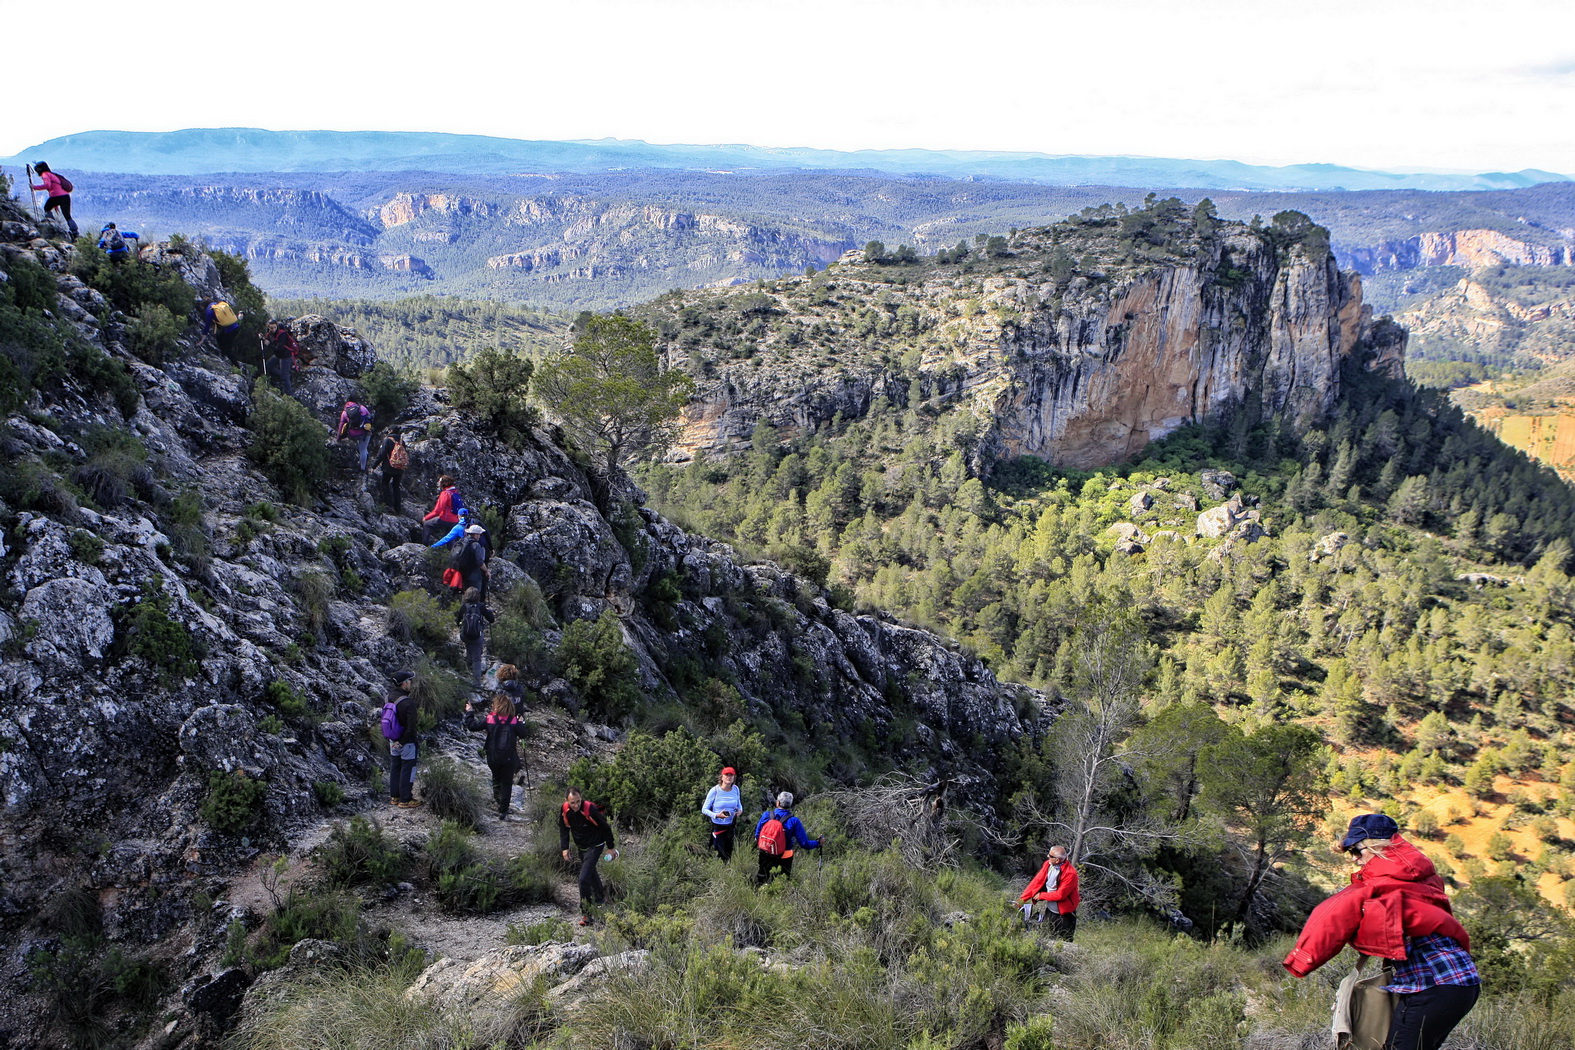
[{"xmin": 1018, "ymin": 860, "xmax": 1050, "ymax": 902}]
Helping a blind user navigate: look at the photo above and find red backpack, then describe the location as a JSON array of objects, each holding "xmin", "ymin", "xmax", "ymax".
[
  {"xmin": 562, "ymin": 800, "xmax": 600, "ymax": 826},
  {"xmin": 757, "ymin": 814, "xmax": 790, "ymax": 856}
]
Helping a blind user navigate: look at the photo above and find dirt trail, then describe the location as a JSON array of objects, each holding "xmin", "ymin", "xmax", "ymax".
[{"xmin": 224, "ymin": 701, "xmax": 613, "ymax": 966}]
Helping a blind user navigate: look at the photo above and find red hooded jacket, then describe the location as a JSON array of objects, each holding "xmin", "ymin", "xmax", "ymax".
[
  {"xmin": 1282, "ymin": 835, "xmax": 1470, "ymax": 977},
  {"xmin": 1018, "ymin": 858, "xmax": 1080, "ymax": 914}
]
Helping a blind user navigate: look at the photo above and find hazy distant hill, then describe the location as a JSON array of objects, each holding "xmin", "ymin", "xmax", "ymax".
[
  {"xmin": 6, "ymin": 126, "xmax": 1570, "ymax": 192},
  {"xmin": 30, "ymin": 167, "xmax": 1575, "ymax": 310}
]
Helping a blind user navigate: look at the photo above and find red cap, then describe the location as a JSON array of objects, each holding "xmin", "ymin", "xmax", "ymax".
[{"xmin": 720, "ymin": 767, "xmax": 736, "ymax": 776}]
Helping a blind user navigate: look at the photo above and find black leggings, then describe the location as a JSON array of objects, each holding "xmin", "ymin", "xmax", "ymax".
[
  {"xmin": 44, "ymin": 194, "xmax": 76, "ymax": 235},
  {"xmin": 576, "ymin": 848, "xmax": 605, "ymax": 913},
  {"xmin": 487, "ymin": 758, "xmax": 518, "ymax": 815},
  {"xmin": 756, "ymin": 850, "xmax": 793, "ymax": 886},
  {"xmin": 1387, "ymin": 982, "xmax": 1479, "ymax": 1050},
  {"xmin": 709, "ymin": 824, "xmax": 735, "ymax": 863}
]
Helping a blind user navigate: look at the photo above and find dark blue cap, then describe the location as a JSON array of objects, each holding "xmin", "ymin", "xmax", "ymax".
[{"xmin": 1340, "ymin": 813, "xmax": 1399, "ymax": 851}]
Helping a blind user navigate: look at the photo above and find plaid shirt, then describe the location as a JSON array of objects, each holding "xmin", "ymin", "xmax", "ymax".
[{"xmin": 1384, "ymin": 934, "xmax": 1480, "ymax": 993}]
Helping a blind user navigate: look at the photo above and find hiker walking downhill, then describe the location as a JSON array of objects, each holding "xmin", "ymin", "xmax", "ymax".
[
  {"xmin": 701, "ymin": 767, "xmax": 745, "ymax": 863},
  {"xmin": 380, "ymin": 670, "xmax": 422, "ymax": 808},
  {"xmin": 28, "ymin": 162, "xmax": 78, "ymax": 239},
  {"xmin": 455, "ymin": 586, "xmax": 495, "ymax": 686},
  {"xmin": 1017, "ymin": 843, "xmax": 1080, "ymax": 941},
  {"xmin": 202, "ymin": 298, "xmax": 243, "ymax": 362},
  {"xmin": 422, "ymin": 475, "xmax": 466, "ymax": 543},
  {"xmin": 754, "ymin": 791, "xmax": 820, "ymax": 886},
  {"xmin": 560, "ymin": 787, "xmax": 616, "ymax": 925},
  {"xmin": 463, "ymin": 692, "xmax": 524, "ymax": 820},
  {"xmin": 261, "ymin": 320, "xmax": 301, "ymax": 397},
  {"xmin": 337, "ymin": 399, "xmax": 373, "ymax": 473},
  {"xmin": 1284, "ymin": 814, "xmax": 1479, "ymax": 1050},
  {"xmin": 97, "ymin": 222, "xmax": 139, "ymax": 259},
  {"xmin": 369, "ymin": 429, "xmax": 409, "ymax": 511}
]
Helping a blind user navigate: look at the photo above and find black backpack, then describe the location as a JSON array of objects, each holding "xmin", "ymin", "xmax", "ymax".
[
  {"xmin": 460, "ymin": 601, "xmax": 487, "ymax": 642},
  {"xmin": 451, "ymin": 538, "xmax": 483, "ymax": 574}
]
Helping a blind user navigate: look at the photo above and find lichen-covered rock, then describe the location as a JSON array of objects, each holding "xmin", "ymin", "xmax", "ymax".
[
  {"xmin": 178, "ymin": 705, "xmax": 275, "ymax": 777},
  {"xmin": 405, "ymin": 943, "xmax": 599, "ymax": 1010},
  {"xmin": 288, "ymin": 314, "xmax": 377, "ymax": 378}
]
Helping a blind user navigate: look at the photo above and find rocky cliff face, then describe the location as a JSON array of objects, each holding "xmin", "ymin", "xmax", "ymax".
[
  {"xmin": 644, "ymin": 209, "xmax": 1405, "ymax": 470},
  {"xmin": 1339, "ymin": 227, "xmax": 1575, "ymax": 275},
  {"xmin": 0, "ymin": 198, "xmax": 1037, "ymax": 1043}
]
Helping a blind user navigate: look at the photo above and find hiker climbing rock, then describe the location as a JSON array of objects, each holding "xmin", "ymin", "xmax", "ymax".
[
  {"xmin": 380, "ymin": 669, "xmax": 421, "ymax": 808},
  {"xmin": 422, "ymin": 475, "xmax": 466, "ymax": 543},
  {"xmin": 97, "ymin": 222, "xmax": 139, "ymax": 259},
  {"xmin": 754, "ymin": 791, "xmax": 819, "ymax": 886},
  {"xmin": 1284, "ymin": 814, "xmax": 1479, "ymax": 1050},
  {"xmin": 463, "ymin": 692, "xmax": 524, "ymax": 820},
  {"xmin": 202, "ymin": 298, "xmax": 244, "ymax": 362},
  {"xmin": 369, "ymin": 428, "xmax": 408, "ymax": 510},
  {"xmin": 1017, "ymin": 843, "xmax": 1080, "ymax": 940},
  {"xmin": 455, "ymin": 586, "xmax": 495, "ymax": 686},
  {"xmin": 701, "ymin": 766, "xmax": 745, "ymax": 863},
  {"xmin": 261, "ymin": 319, "xmax": 301, "ymax": 397},
  {"xmin": 559, "ymin": 787, "xmax": 616, "ymax": 925},
  {"xmin": 337, "ymin": 398, "xmax": 373, "ymax": 473},
  {"xmin": 28, "ymin": 162, "xmax": 78, "ymax": 239}
]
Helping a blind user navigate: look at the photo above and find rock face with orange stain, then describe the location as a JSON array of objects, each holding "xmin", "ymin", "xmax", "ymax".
[
  {"xmin": 1341, "ymin": 228, "xmax": 1575, "ymax": 274},
  {"xmin": 652, "ymin": 216, "xmax": 1405, "ymax": 469}
]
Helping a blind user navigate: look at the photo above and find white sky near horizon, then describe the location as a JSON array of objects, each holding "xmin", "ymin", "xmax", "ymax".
[{"xmin": 2, "ymin": 0, "xmax": 1574, "ymax": 173}]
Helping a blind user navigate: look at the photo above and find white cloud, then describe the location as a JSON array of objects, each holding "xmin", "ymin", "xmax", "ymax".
[{"xmin": 5, "ymin": 0, "xmax": 1574, "ymax": 172}]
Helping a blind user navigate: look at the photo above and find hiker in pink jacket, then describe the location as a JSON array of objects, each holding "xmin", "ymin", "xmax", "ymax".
[{"xmin": 28, "ymin": 162, "xmax": 78, "ymax": 239}]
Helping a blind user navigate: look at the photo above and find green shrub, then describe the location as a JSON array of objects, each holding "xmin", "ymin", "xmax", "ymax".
[
  {"xmin": 569, "ymin": 727, "xmax": 719, "ymax": 828},
  {"xmin": 447, "ymin": 348, "xmax": 536, "ymax": 447},
  {"xmin": 247, "ymin": 387, "xmax": 331, "ymax": 503},
  {"xmin": 258, "ymin": 714, "xmax": 283, "ymax": 735},
  {"xmin": 127, "ymin": 302, "xmax": 182, "ymax": 364},
  {"xmin": 410, "ymin": 657, "xmax": 470, "ymax": 722},
  {"xmin": 112, "ymin": 581, "xmax": 200, "ymax": 683},
  {"xmin": 316, "ymin": 815, "xmax": 408, "ymax": 887},
  {"xmin": 249, "ymin": 888, "xmax": 373, "ymax": 970},
  {"xmin": 420, "ymin": 756, "xmax": 486, "ymax": 829},
  {"xmin": 264, "ymin": 679, "xmax": 310, "ymax": 719},
  {"xmin": 291, "ymin": 569, "xmax": 333, "ymax": 639},
  {"xmin": 210, "ymin": 249, "xmax": 269, "ymax": 350},
  {"xmin": 70, "ymin": 238, "xmax": 195, "ymax": 318},
  {"xmin": 556, "ymin": 610, "xmax": 643, "ymax": 722},
  {"xmin": 200, "ymin": 770, "xmax": 267, "ymax": 834},
  {"xmin": 507, "ymin": 916, "xmax": 573, "ymax": 945},
  {"xmin": 360, "ymin": 361, "xmax": 418, "ymax": 424},
  {"xmin": 387, "ymin": 589, "xmax": 451, "ymax": 651},
  {"xmin": 226, "ymin": 965, "xmax": 494, "ymax": 1050},
  {"xmin": 67, "ymin": 529, "xmax": 104, "ymax": 564},
  {"xmin": 27, "ymin": 934, "xmax": 169, "ymax": 1050},
  {"xmin": 312, "ymin": 780, "xmax": 346, "ymax": 808}
]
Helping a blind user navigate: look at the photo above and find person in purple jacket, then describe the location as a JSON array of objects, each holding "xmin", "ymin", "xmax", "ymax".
[{"xmin": 28, "ymin": 162, "xmax": 78, "ymax": 239}]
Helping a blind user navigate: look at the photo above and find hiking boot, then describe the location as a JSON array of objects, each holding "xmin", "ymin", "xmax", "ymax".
[
  {"xmin": 398, "ymin": 799, "xmax": 423, "ymax": 809},
  {"xmin": 390, "ymin": 797, "xmax": 400, "ymax": 806},
  {"xmin": 576, "ymin": 915, "xmax": 593, "ymax": 927}
]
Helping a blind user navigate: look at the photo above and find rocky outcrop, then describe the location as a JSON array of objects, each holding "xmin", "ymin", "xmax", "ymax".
[
  {"xmin": 0, "ymin": 192, "xmax": 1038, "ymax": 1046},
  {"xmin": 651, "ymin": 216, "xmax": 1404, "ymax": 470},
  {"xmin": 1338, "ymin": 228, "xmax": 1575, "ymax": 275}
]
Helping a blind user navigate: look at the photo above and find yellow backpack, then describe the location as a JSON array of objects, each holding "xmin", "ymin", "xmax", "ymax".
[{"xmin": 211, "ymin": 301, "xmax": 238, "ymax": 327}]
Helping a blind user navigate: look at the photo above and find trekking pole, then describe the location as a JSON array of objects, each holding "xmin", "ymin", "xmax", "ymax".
[{"xmin": 22, "ymin": 165, "xmax": 40, "ymax": 217}]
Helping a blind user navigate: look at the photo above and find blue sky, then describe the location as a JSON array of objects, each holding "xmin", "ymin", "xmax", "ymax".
[{"xmin": 4, "ymin": 0, "xmax": 1574, "ymax": 173}]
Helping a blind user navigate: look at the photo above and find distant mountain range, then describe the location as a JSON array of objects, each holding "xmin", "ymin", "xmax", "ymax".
[{"xmin": 5, "ymin": 127, "xmax": 1571, "ymax": 193}]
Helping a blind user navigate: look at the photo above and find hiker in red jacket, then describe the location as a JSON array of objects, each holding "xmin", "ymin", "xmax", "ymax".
[
  {"xmin": 422, "ymin": 475, "xmax": 464, "ymax": 542},
  {"xmin": 559, "ymin": 787, "xmax": 616, "ymax": 925},
  {"xmin": 1017, "ymin": 844, "xmax": 1080, "ymax": 940},
  {"xmin": 1283, "ymin": 814, "xmax": 1479, "ymax": 1050}
]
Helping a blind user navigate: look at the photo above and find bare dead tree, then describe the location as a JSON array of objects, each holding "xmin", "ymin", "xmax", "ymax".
[{"xmin": 820, "ymin": 772, "xmax": 964, "ymax": 872}]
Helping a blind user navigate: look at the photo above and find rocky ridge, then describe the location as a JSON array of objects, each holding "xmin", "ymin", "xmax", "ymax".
[
  {"xmin": 0, "ymin": 197, "xmax": 1037, "ymax": 1047},
  {"xmin": 640, "ymin": 205, "xmax": 1406, "ymax": 471}
]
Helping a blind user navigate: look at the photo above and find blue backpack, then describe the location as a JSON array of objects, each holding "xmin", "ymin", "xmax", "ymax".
[{"xmin": 380, "ymin": 700, "xmax": 402, "ymax": 740}]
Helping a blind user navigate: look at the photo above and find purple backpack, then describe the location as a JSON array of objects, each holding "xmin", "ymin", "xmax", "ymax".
[{"xmin": 380, "ymin": 700, "xmax": 401, "ymax": 740}]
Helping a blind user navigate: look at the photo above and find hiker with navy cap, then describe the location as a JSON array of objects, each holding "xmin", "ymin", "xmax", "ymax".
[
  {"xmin": 1284, "ymin": 813, "xmax": 1478, "ymax": 1050},
  {"xmin": 701, "ymin": 767, "xmax": 745, "ymax": 863}
]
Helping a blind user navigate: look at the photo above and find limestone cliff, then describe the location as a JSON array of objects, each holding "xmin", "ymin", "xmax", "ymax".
[
  {"xmin": 1339, "ymin": 227, "xmax": 1575, "ymax": 274},
  {"xmin": 643, "ymin": 205, "xmax": 1404, "ymax": 470}
]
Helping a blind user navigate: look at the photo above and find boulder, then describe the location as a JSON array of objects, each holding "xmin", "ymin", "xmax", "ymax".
[
  {"xmin": 1127, "ymin": 491, "xmax": 1154, "ymax": 515},
  {"xmin": 1310, "ymin": 531, "xmax": 1351, "ymax": 561},
  {"xmin": 405, "ymin": 943, "xmax": 598, "ymax": 1011},
  {"xmin": 178, "ymin": 704, "xmax": 276, "ymax": 777},
  {"xmin": 288, "ymin": 314, "xmax": 377, "ymax": 379},
  {"xmin": 17, "ymin": 577, "xmax": 118, "ymax": 671},
  {"xmin": 1200, "ymin": 468, "xmax": 1238, "ymax": 501},
  {"xmin": 1195, "ymin": 502, "xmax": 1239, "ymax": 539}
]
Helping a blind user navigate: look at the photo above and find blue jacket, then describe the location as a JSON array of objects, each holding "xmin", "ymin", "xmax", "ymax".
[{"xmin": 754, "ymin": 808, "xmax": 819, "ymax": 850}]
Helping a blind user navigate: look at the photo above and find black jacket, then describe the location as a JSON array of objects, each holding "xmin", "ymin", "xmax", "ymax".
[
  {"xmin": 464, "ymin": 708, "xmax": 523, "ymax": 768},
  {"xmin": 498, "ymin": 679, "xmax": 526, "ymax": 717},
  {"xmin": 388, "ymin": 690, "xmax": 418, "ymax": 745},
  {"xmin": 370, "ymin": 436, "xmax": 398, "ymax": 472},
  {"xmin": 559, "ymin": 800, "xmax": 614, "ymax": 851}
]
